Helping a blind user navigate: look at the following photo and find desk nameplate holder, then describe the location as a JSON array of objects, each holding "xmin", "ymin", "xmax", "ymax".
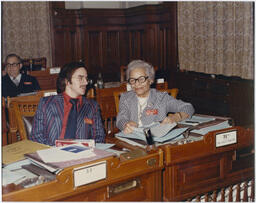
[
  {"xmin": 215, "ymin": 130, "xmax": 237, "ymax": 148},
  {"xmin": 50, "ymin": 67, "xmax": 61, "ymax": 74},
  {"xmin": 73, "ymin": 161, "xmax": 106, "ymax": 187}
]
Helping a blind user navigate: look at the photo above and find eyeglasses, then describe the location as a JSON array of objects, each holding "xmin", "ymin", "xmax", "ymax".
[
  {"xmin": 6, "ymin": 63, "xmax": 20, "ymax": 68},
  {"xmin": 72, "ymin": 76, "xmax": 88, "ymax": 82},
  {"xmin": 128, "ymin": 76, "xmax": 149, "ymax": 85}
]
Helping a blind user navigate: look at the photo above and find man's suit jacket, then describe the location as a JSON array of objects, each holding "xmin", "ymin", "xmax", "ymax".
[
  {"xmin": 30, "ymin": 94, "xmax": 106, "ymax": 146},
  {"xmin": 116, "ymin": 88, "xmax": 195, "ymax": 131},
  {"xmin": 2, "ymin": 73, "xmax": 41, "ymax": 97}
]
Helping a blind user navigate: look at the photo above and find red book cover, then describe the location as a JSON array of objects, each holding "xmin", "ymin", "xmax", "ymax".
[{"xmin": 55, "ymin": 139, "xmax": 95, "ymax": 148}]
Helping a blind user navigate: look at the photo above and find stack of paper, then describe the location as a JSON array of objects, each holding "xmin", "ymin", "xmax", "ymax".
[
  {"xmin": 25, "ymin": 146, "xmax": 115, "ymax": 174},
  {"xmin": 2, "ymin": 140, "xmax": 51, "ymax": 165},
  {"xmin": 178, "ymin": 115, "xmax": 216, "ymax": 126},
  {"xmin": 37, "ymin": 144, "xmax": 95, "ymax": 163},
  {"xmin": 191, "ymin": 120, "xmax": 231, "ymax": 135}
]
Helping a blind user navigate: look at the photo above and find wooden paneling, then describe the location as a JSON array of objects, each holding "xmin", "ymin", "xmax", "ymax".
[
  {"xmin": 50, "ymin": 2, "xmax": 178, "ymax": 83},
  {"xmin": 50, "ymin": 2, "xmax": 253, "ymax": 128},
  {"xmin": 175, "ymin": 71, "xmax": 254, "ymax": 127}
]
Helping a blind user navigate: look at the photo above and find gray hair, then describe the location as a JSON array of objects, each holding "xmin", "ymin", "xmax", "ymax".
[{"xmin": 126, "ymin": 59, "xmax": 155, "ymax": 81}]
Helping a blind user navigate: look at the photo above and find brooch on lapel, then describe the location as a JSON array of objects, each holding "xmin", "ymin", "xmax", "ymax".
[
  {"xmin": 24, "ymin": 82, "xmax": 32, "ymax": 85},
  {"xmin": 146, "ymin": 109, "xmax": 158, "ymax": 115},
  {"xmin": 84, "ymin": 118, "xmax": 93, "ymax": 124}
]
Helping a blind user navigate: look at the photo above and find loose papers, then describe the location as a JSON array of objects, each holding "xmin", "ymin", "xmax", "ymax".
[
  {"xmin": 37, "ymin": 144, "xmax": 95, "ymax": 163},
  {"xmin": 115, "ymin": 122, "xmax": 188, "ymax": 144}
]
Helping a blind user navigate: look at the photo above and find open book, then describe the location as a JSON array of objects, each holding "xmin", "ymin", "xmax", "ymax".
[{"xmin": 115, "ymin": 122, "xmax": 188, "ymax": 144}]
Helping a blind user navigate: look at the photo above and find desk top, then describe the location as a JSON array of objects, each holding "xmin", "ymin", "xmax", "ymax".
[{"xmin": 2, "ymin": 144, "xmax": 163, "ymax": 201}]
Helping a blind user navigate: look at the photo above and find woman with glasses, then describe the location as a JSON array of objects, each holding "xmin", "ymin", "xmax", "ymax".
[{"xmin": 116, "ymin": 59, "xmax": 195, "ymax": 134}]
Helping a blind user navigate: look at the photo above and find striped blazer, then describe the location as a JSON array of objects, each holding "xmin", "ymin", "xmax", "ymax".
[
  {"xmin": 30, "ymin": 94, "xmax": 105, "ymax": 146},
  {"xmin": 116, "ymin": 88, "xmax": 195, "ymax": 131}
]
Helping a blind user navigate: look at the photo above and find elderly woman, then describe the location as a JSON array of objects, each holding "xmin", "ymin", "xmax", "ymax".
[{"xmin": 116, "ymin": 59, "xmax": 195, "ymax": 134}]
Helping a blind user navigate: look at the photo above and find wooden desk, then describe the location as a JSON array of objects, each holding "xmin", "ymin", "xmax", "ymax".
[
  {"xmin": 3, "ymin": 148, "xmax": 164, "ymax": 201},
  {"xmin": 160, "ymin": 126, "xmax": 254, "ymax": 201}
]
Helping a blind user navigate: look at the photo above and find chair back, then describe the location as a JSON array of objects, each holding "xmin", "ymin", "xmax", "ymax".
[
  {"xmin": 29, "ymin": 68, "xmax": 58, "ymax": 90},
  {"xmin": 12, "ymin": 98, "xmax": 41, "ymax": 140},
  {"xmin": 113, "ymin": 87, "xmax": 179, "ymax": 114},
  {"xmin": 96, "ymin": 84, "xmax": 126, "ymax": 134},
  {"xmin": 6, "ymin": 90, "xmax": 56, "ymax": 143}
]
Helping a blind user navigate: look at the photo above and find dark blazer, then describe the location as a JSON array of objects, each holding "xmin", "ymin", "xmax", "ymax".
[
  {"xmin": 116, "ymin": 88, "xmax": 195, "ymax": 131},
  {"xmin": 2, "ymin": 73, "xmax": 41, "ymax": 97},
  {"xmin": 30, "ymin": 94, "xmax": 106, "ymax": 146}
]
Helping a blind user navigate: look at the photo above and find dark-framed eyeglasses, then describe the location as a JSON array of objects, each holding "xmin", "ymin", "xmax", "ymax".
[
  {"xmin": 6, "ymin": 63, "xmax": 20, "ymax": 68},
  {"xmin": 72, "ymin": 75, "xmax": 88, "ymax": 82},
  {"xmin": 128, "ymin": 76, "xmax": 149, "ymax": 85}
]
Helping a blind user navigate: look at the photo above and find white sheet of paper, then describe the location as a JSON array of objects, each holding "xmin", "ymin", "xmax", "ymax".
[
  {"xmin": 191, "ymin": 120, "xmax": 231, "ymax": 135},
  {"xmin": 37, "ymin": 144, "xmax": 95, "ymax": 163},
  {"xmin": 150, "ymin": 122, "xmax": 177, "ymax": 137}
]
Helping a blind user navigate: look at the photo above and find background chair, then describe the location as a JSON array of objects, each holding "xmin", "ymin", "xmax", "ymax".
[
  {"xmin": 96, "ymin": 85, "xmax": 126, "ymax": 134},
  {"xmin": 29, "ymin": 68, "xmax": 58, "ymax": 90},
  {"xmin": 22, "ymin": 57, "xmax": 47, "ymax": 72},
  {"xmin": 113, "ymin": 88, "xmax": 179, "ymax": 114},
  {"xmin": 6, "ymin": 91, "xmax": 52, "ymax": 143},
  {"xmin": 2, "ymin": 97, "xmax": 8, "ymax": 146},
  {"xmin": 13, "ymin": 98, "xmax": 41, "ymax": 140}
]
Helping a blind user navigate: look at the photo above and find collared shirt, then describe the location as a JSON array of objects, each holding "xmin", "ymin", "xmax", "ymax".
[
  {"xmin": 59, "ymin": 92, "xmax": 83, "ymax": 139},
  {"xmin": 10, "ymin": 74, "xmax": 21, "ymax": 85}
]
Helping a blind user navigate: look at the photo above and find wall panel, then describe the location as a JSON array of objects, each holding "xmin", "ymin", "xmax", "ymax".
[{"xmin": 51, "ymin": 2, "xmax": 178, "ymax": 82}]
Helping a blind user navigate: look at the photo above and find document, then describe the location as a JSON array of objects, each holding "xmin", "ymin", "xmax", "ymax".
[
  {"xmin": 153, "ymin": 127, "xmax": 189, "ymax": 143},
  {"xmin": 2, "ymin": 168, "xmax": 26, "ymax": 186},
  {"xmin": 37, "ymin": 144, "xmax": 95, "ymax": 163},
  {"xmin": 2, "ymin": 140, "xmax": 50, "ymax": 165},
  {"xmin": 191, "ymin": 120, "xmax": 231, "ymax": 135},
  {"xmin": 115, "ymin": 126, "xmax": 188, "ymax": 144},
  {"xmin": 178, "ymin": 115, "xmax": 216, "ymax": 126},
  {"xmin": 95, "ymin": 143, "xmax": 115, "ymax": 150},
  {"xmin": 150, "ymin": 122, "xmax": 177, "ymax": 137},
  {"xmin": 24, "ymin": 147, "xmax": 115, "ymax": 174}
]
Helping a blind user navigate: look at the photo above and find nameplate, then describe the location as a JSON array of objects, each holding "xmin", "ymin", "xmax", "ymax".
[
  {"xmin": 157, "ymin": 78, "xmax": 164, "ymax": 83},
  {"xmin": 44, "ymin": 91, "xmax": 57, "ymax": 97},
  {"xmin": 73, "ymin": 161, "xmax": 106, "ymax": 187},
  {"xmin": 215, "ymin": 130, "xmax": 237, "ymax": 148},
  {"xmin": 50, "ymin": 67, "xmax": 61, "ymax": 74}
]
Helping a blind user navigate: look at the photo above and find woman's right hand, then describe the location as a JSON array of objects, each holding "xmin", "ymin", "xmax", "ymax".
[{"xmin": 123, "ymin": 121, "xmax": 138, "ymax": 134}]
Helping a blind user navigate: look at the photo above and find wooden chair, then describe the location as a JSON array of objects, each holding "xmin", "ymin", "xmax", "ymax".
[
  {"xmin": 2, "ymin": 97, "xmax": 8, "ymax": 146},
  {"xmin": 7, "ymin": 88, "xmax": 96, "ymax": 142},
  {"xmin": 114, "ymin": 88, "xmax": 179, "ymax": 114},
  {"xmin": 6, "ymin": 90, "xmax": 56, "ymax": 143},
  {"xmin": 12, "ymin": 98, "xmax": 41, "ymax": 140},
  {"xmin": 96, "ymin": 84, "xmax": 127, "ymax": 134}
]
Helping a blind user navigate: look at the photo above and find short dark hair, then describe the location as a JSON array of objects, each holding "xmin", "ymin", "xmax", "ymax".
[
  {"xmin": 5, "ymin": 53, "xmax": 22, "ymax": 64},
  {"xmin": 57, "ymin": 61, "xmax": 87, "ymax": 93}
]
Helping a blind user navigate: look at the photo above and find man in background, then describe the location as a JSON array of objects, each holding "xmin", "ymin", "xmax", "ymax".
[{"xmin": 2, "ymin": 53, "xmax": 41, "ymax": 97}]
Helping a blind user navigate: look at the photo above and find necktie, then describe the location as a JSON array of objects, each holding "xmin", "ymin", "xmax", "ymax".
[
  {"xmin": 64, "ymin": 99, "xmax": 78, "ymax": 139},
  {"xmin": 13, "ymin": 77, "xmax": 19, "ymax": 86}
]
